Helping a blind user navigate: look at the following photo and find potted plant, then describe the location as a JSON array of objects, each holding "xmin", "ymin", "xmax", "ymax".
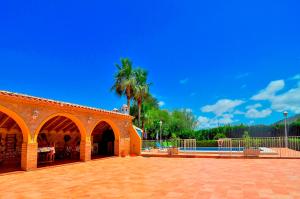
[
  {"xmin": 243, "ymin": 131, "xmax": 260, "ymax": 157},
  {"xmin": 168, "ymin": 136, "xmax": 179, "ymax": 156}
]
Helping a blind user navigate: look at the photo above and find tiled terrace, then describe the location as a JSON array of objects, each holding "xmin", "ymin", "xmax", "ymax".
[{"xmin": 0, "ymin": 157, "xmax": 299, "ymax": 199}]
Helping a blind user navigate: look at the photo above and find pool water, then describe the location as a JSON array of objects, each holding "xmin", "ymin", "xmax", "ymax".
[{"xmin": 180, "ymin": 147, "xmax": 245, "ymax": 152}]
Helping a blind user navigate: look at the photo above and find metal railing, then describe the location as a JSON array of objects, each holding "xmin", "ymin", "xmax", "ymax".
[
  {"xmin": 142, "ymin": 139, "xmax": 196, "ymax": 151},
  {"xmin": 143, "ymin": 137, "xmax": 300, "ymax": 158},
  {"xmin": 219, "ymin": 136, "xmax": 300, "ymax": 158}
]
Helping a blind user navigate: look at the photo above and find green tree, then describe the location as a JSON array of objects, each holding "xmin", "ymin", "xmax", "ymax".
[
  {"xmin": 145, "ymin": 108, "xmax": 170, "ymax": 138},
  {"xmin": 133, "ymin": 68, "xmax": 151, "ymax": 127},
  {"xmin": 213, "ymin": 133, "xmax": 226, "ymax": 140},
  {"xmin": 111, "ymin": 58, "xmax": 136, "ymax": 111},
  {"xmin": 130, "ymin": 94, "xmax": 159, "ymax": 129},
  {"xmin": 140, "ymin": 95, "xmax": 159, "ymax": 129},
  {"xmin": 168, "ymin": 109, "xmax": 197, "ymax": 138}
]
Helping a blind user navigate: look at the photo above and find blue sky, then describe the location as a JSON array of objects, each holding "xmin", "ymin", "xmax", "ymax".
[{"xmin": 0, "ymin": 1, "xmax": 299, "ymax": 128}]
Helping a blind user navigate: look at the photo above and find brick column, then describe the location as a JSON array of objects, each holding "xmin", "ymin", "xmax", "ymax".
[
  {"xmin": 80, "ymin": 140, "xmax": 91, "ymax": 162},
  {"xmin": 21, "ymin": 143, "xmax": 38, "ymax": 171},
  {"xmin": 114, "ymin": 139, "xmax": 120, "ymax": 156},
  {"xmin": 118, "ymin": 138, "xmax": 130, "ymax": 157}
]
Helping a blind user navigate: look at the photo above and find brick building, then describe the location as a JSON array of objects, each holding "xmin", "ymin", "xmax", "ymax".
[{"xmin": 0, "ymin": 91, "xmax": 141, "ymax": 171}]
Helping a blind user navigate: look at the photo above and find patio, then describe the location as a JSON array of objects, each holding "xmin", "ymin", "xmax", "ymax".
[{"xmin": 0, "ymin": 157, "xmax": 299, "ymax": 198}]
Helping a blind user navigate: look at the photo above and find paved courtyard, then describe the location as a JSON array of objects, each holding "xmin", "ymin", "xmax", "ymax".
[{"xmin": 0, "ymin": 157, "xmax": 299, "ymax": 199}]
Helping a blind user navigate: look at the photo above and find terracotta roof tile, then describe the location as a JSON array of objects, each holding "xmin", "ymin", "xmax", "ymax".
[{"xmin": 0, "ymin": 90, "xmax": 132, "ymax": 119}]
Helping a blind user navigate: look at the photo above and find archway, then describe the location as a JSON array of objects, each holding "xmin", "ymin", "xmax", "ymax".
[
  {"xmin": 91, "ymin": 121, "xmax": 118, "ymax": 158},
  {"xmin": 35, "ymin": 115, "xmax": 83, "ymax": 167},
  {"xmin": 0, "ymin": 111, "xmax": 24, "ymax": 172}
]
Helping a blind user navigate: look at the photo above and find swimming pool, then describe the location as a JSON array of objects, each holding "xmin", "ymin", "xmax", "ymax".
[{"xmin": 179, "ymin": 147, "xmax": 245, "ymax": 152}]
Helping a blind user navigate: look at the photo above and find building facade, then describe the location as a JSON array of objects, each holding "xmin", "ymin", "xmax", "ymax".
[{"xmin": 0, "ymin": 91, "xmax": 141, "ymax": 171}]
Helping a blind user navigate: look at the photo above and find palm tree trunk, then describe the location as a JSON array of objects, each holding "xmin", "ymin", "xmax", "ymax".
[
  {"xmin": 138, "ymin": 100, "xmax": 142, "ymax": 127},
  {"xmin": 127, "ymin": 96, "xmax": 131, "ymax": 113},
  {"xmin": 126, "ymin": 87, "xmax": 131, "ymax": 113},
  {"xmin": 142, "ymin": 107, "xmax": 145, "ymax": 133}
]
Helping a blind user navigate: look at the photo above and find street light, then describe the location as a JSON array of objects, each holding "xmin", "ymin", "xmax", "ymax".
[
  {"xmin": 159, "ymin": 120, "xmax": 163, "ymax": 145},
  {"xmin": 283, "ymin": 111, "xmax": 288, "ymax": 148}
]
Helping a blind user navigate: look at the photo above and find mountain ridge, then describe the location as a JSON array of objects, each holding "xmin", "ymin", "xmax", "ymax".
[{"xmin": 273, "ymin": 114, "xmax": 300, "ymax": 125}]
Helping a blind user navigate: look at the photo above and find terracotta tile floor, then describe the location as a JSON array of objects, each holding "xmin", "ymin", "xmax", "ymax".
[{"xmin": 0, "ymin": 157, "xmax": 299, "ymax": 199}]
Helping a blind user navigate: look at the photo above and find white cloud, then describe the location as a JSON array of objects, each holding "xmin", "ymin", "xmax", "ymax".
[
  {"xmin": 158, "ymin": 101, "xmax": 165, "ymax": 107},
  {"xmin": 245, "ymin": 108, "xmax": 272, "ymax": 119},
  {"xmin": 291, "ymin": 74, "xmax": 300, "ymax": 80},
  {"xmin": 218, "ymin": 114, "xmax": 235, "ymax": 124},
  {"xmin": 271, "ymin": 86, "xmax": 300, "ymax": 113},
  {"xmin": 201, "ymin": 99, "xmax": 245, "ymax": 116},
  {"xmin": 246, "ymin": 103, "xmax": 262, "ymax": 110},
  {"xmin": 198, "ymin": 117, "xmax": 216, "ymax": 129},
  {"xmin": 180, "ymin": 78, "xmax": 189, "ymax": 84},
  {"xmin": 251, "ymin": 80, "xmax": 285, "ymax": 100},
  {"xmin": 197, "ymin": 114, "xmax": 236, "ymax": 129},
  {"xmin": 233, "ymin": 110, "xmax": 245, "ymax": 115},
  {"xmin": 198, "ymin": 74, "xmax": 300, "ymax": 126},
  {"xmin": 197, "ymin": 116, "xmax": 211, "ymax": 129},
  {"xmin": 251, "ymin": 79, "xmax": 300, "ymax": 114}
]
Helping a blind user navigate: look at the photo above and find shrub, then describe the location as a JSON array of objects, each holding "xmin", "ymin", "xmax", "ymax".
[
  {"xmin": 213, "ymin": 133, "xmax": 226, "ymax": 140},
  {"xmin": 196, "ymin": 140, "xmax": 218, "ymax": 147}
]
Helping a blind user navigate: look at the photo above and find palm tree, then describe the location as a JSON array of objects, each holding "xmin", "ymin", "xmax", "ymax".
[
  {"xmin": 134, "ymin": 68, "xmax": 151, "ymax": 127},
  {"xmin": 111, "ymin": 58, "xmax": 136, "ymax": 111}
]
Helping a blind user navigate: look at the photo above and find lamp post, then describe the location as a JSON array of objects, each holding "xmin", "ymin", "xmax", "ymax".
[
  {"xmin": 159, "ymin": 120, "xmax": 163, "ymax": 146},
  {"xmin": 283, "ymin": 111, "xmax": 288, "ymax": 148}
]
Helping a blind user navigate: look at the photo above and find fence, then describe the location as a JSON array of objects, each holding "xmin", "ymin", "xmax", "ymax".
[
  {"xmin": 142, "ymin": 139, "xmax": 196, "ymax": 151},
  {"xmin": 142, "ymin": 136, "xmax": 300, "ymax": 158},
  {"xmin": 219, "ymin": 136, "xmax": 300, "ymax": 158}
]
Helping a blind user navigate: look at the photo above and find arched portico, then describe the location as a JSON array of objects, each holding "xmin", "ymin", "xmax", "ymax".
[
  {"xmin": 0, "ymin": 104, "xmax": 31, "ymax": 143},
  {"xmin": 0, "ymin": 104, "xmax": 32, "ymax": 172},
  {"xmin": 0, "ymin": 90, "xmax": 138, "ymax": 172},
  {"xmin": 90, "ymin": 119, "xmax": 121, "ymax": 157},
  {"xmin": 33, "ymin": 113, "xmax": 87, "ymax": 167},
  {"xmin": 34, "ymin": 113, "xmax": 87, "ymax": 142}
]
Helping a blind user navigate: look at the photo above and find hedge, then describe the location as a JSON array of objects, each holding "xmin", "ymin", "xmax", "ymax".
[{"xmin": 196, "ymin": 140, "xmax": 218, "ymax": 147}]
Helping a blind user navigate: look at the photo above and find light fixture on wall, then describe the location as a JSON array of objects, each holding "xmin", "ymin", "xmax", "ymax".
[{"xmin": 32, "ymin": 109, "xmax": 39, "ymax": 120}]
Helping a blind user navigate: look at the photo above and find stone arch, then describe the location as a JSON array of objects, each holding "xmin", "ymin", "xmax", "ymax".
[
  {"xmin": 33, "ymin": 113, "xmax": 87, "ymax": 143},
  {"xmin": 0, "ymin": 104, "xmax": 31, "ymax": 143},
  {"xmin": 90, "ymin": 119, "xmax": 121, "ymax": 156}
]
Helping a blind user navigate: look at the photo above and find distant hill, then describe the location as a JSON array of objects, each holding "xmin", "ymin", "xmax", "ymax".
[{"xmin": 273, "ymin": 114, "xmax": 300, "ymax": 125}]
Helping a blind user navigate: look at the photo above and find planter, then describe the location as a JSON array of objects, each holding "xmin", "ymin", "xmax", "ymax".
[
  {"xmin": 243, "ymin": 148, "xmax": 260, "ymax": 157},
  {"xmin": 121, "ymin": 150, "xmax": 126, "ymax": 157},
  {"xmin": 168, "ymin": 147, "xmax": 179, "ymax": 156}
]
